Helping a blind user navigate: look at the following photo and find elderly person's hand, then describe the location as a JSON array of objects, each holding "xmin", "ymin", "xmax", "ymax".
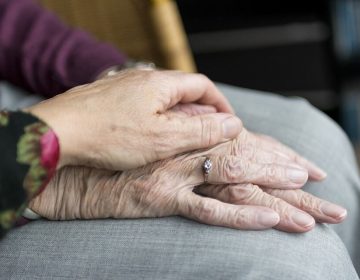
[
  {"xmin": 29, "ymin": 130, "xmax": 345, "ymax": 233},
  {"xmin": 25, "ymin": 70, "xmax": 241, "ymax": 170}
]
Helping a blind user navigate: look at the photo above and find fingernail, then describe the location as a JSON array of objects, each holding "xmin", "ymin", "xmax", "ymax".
[
  {"xmin": 291, "ymin": 211, "xmax": 315, "ymax": 228},
  {"xmin": 222, "ymin": 116, "xmax": 242, "ymax": 139},
  {"xmin": 287, "ymin": 168, "xmax": 308, "ymax": 184},
  {"xmin": 257, "ymin": 210, "xmax": 280, "ymax": 227},
  {"xmin": 308, "ymin": 161, "xmax": 327, "ymax": 180},
  {"xmin": 321, "ymin": 202, "xmax": 347, "ymax": 220}
]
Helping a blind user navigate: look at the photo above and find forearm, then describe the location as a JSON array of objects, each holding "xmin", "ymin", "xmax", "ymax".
[{"xmin": 0, "ymin": 0, "xmax": 127, "ymax": 97}]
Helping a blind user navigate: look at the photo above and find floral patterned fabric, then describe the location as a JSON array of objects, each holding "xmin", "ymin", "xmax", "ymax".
[{"xmin": 0, "ymin": 111, "xmax": 59, "ymax": 238}]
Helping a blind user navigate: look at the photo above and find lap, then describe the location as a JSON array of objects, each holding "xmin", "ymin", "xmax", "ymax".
[
  {"xmin": 0, "ymin": 83, "xmax": 359, "ymax": 279},
  {"xmin": 219, "ymin": 83, "xmax": 360, "ymax": 270},
  {"xmin": 0, "ymin": 218, "xmax": 357, "ymax": 280}
]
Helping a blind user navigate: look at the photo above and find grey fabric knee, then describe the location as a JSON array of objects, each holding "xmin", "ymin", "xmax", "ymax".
[
  {"xmin": 218, "ymin": 83, "xmax": 360, "ymax": 273},
  {"xmin": 0, "ymin": 217, "xmax": 358, "ymax": 280}
]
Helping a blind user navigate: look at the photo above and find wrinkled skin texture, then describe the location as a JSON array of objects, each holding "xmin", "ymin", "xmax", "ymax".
[
  {"xmin": 25, "ymin": 70, "xmax": 241, "ymax": 170},
  {"xmin": 30, "ymin": 129, "xmax": 346, "ymax": 233}
]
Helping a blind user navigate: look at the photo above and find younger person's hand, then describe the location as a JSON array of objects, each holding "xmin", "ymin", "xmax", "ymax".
[{"xmin": 26, "ymin": 70, "xmax": 241, "ymax": 170}]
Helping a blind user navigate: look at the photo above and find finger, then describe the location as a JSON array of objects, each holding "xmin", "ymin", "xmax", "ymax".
[
  {"xmin": 235, "ymin": 142, "xmax": 304, "ymax": 167},
  {"xmin": 178, "ymin": 192, "xmax": 279, "ymax": 230},
  {"xmin": 254, "ymin": 134, "xmax": 327, "ymax": 181},
  {"xmin": 170, "ymin": 103, "xmax": 217, "ymax": 116},
  {"xmin": 188, "ymin": 155, "xmax": 309, "ymax": 189},
  {"xmin": 264, "ymin": 188, "xmax": 347, "ymax": 224},
  {"xmin": 195, "ymin": 183, "xmax": 315, "ymax": 233},
  {"xmin": 161, "ymin": 71, "xmax": 234, "ymax": 113},
  {"xmin": 167, "ymin": 113, "xmax": 243, "ymax": 154}
]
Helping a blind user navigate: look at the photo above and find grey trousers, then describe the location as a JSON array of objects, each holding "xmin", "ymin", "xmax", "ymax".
[{"xmin": 0, "ymin": 82, "xmax": 359, "ymax": 280}]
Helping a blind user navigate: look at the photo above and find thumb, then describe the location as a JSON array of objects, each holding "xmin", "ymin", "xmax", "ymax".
[{"xmin": 170, "ymin": 113, "xmax": 242, "ymax": 154}]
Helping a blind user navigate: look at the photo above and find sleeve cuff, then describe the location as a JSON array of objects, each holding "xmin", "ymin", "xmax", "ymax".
[{"xmin": 0, "ymin": 111, "xmax": 59, "ymax": 231}]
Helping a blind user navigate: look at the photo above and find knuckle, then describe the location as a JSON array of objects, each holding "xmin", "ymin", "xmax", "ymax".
[
  {"xmin": 239, "ymin": 143, "xmax": 257, "ymax": 160},
  {"xmin": 235, "ymin": 208, "xmax": 253, "ymax": 227},
  {"xmin": 222, "ymin": 157, "xmax": 247, "ymax": 182},
  {"xmin": 298, "ymin": 191, "xmax": 317, "ymax": 211},
  {"xmin": 230, "ymin": 138, "xmax": 241, "ymax": 156},
  {"xmin": 195, "ymin": 199, "xmax": 216, "ymax": 222},
  {"xmin": 228, "ymin": 185, "xmax": 245, "ymax": 201},
  {"xmin": 246, "ymin": 184, "xmax": 263, "ymax": 201},
  {"xmin": 223, "ymin": 158, "xmax": 236, "ymax": 181},
  {"xmin": 265, "ymin": 196, "xmax": 284, "ymax": 212},
  {"xmin": 195, "ymin": 73, "xmax": 218, "ymax": 95},
  {"xmin": 195, "ymin": 73, "xmax": 211, "ymax": 83},
  {"xmin": 199, "ymin": 116, "xmax": 221, "ymax": 147},
  {"xmin": 267, "ymin": 199, "xmax": 295, "ymax": 223},
  {"xmin": 146, "ymin": 122, "xmax": 183, "ymax": 157},
  {"xmin": 264, "ymin": 165, "xmax": 282, "ymax": 184},
  {"xmin": 258, "ymin": 188, "xmax": 287, "ymax": 213},
  {"xmin": 228, "ymin": 184, "xmax": 261, "ymax": 203},
  {"xmin": 227, "ymin": 185, "xmax": 246, "ymax": 202},
  {"xmin": 263, "ymin": 188, "xmax": 279, "ymax": 197}
]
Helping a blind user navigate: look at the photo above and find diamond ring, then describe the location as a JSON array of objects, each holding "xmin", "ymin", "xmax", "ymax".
[{"xmin": 202, "ymin": 158, "xmax": 212, "ymax": 183}]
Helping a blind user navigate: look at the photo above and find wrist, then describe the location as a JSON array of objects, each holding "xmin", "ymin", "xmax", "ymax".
[
  {"xmin": 79, "ymin": 169, "xmax": 119, "ymax": 219},
  {"xmin": 28, "ymin": 166, "xmax": 87, "ymax": 220},
  {"xmin": 23, "ymin": 103, "xmax": 73, "ymax": 169},
  {"xmin": 96, "ymin": 60, "xmax": 156, "ymax": 80}
]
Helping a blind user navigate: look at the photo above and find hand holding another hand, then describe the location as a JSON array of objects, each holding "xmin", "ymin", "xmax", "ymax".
[{"xmin": 26, "ymin": 70, "xmax": 241, "ymax": 170}]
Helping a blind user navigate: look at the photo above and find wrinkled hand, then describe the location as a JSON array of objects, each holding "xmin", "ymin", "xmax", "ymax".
[
  {"xmin": 169, "ymin": 103, "xmax": 327, "ymax": 182},
  {"xmin": 29, "ymin": 130, "xmax": 346, "ymax": 233},
  {"xmin": 191, "ymin": 127, "xmax": 346, "ymax": 232},
  {"xmin": 29, "ymin": 163, "xmax": 280, "ymax": 231},
  {"xmin": 198, "ymin": 127, "xmax": 328, "ymax": 182},
  {"xmin": 195, "ymin": 184, "xmax": 346, "ymax": 233},
  {"xmin": 25, "ymin": 70, "xmax": 241, "ymax": 170}
]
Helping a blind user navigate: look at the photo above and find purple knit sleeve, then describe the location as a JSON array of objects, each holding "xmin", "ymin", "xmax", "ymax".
[{"xmin": 0, "ymin": 0, "xmax": 127, "ymax": 97}]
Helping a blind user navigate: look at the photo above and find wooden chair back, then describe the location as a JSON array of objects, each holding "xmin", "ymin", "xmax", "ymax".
[{"xmin": 38, "ymin": 0, "xmax": 196, "ymax": 72}]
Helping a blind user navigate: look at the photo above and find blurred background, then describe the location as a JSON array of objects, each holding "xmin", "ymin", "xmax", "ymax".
[
  {"xmin": 176, "ymin": 0, "xmax": 360, "ymax": 144},
  {"xmin": 39, "ymin": 0, "xmax": 360, "ymax": 151}
]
